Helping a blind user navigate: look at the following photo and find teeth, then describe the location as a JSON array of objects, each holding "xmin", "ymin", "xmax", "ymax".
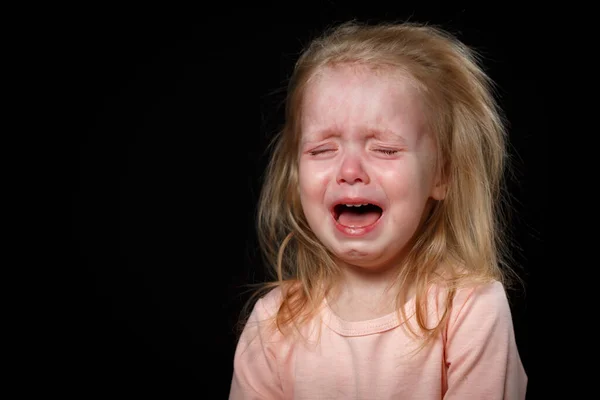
[{"xmin": 344, "ymin": 203, "xmax": 369, "ymax": 207}]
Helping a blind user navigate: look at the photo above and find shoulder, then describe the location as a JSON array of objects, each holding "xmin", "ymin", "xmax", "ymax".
[
  {"xmin": 235, "ymin": 281, "xmax": 313, "ymax": 359},
  {"xmin": 244, "ymin": 281, "xmax": 300, "ymax": 331},
  {"xmin": 429, "ymin": 279, "xmax": 509, "ymax": 315},
  {"xmin": 235, "ymin": 286, "xmax": 286, "ymax": 352},
  {"xmin": 252, "ymin": 286, "xmax": 285, "ymax": 320},
  {"xmin": 445, "ymin": 280, "xmax": 515, "ymax": 340},
  {"xmin": 425, "ymin": 279, "xmax": 511, "ymax": 331},
  {"xmin": 452, "ymin": 280, "xmax": 510, "ymax": 315}
]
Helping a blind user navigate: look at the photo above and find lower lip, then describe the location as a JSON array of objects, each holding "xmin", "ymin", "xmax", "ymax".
[{"xmin": 333, "ymin": 214, "xmax": 383, "ymax": 237}]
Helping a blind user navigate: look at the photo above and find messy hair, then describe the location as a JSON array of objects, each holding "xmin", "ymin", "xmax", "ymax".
[{"xmin": 242, "ymin": 20, "xmax": 520, "ymax": 346}]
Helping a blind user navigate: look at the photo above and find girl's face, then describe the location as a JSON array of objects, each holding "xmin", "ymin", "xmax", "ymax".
[{"xmin": 298, "ymin": 65, "xmax": 446, "ymax": 272}]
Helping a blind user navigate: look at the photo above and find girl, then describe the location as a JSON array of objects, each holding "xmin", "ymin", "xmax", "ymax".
[{"xmin": 230, "ymin": 21, "xmax": 527, "ymax": 399}]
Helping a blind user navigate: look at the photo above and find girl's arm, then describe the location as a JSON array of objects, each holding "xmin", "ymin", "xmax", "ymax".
[
  {"xmin": 229, "ymin": 296, "xmax": 284, "ymax": 400},
  {"xmin": 444, "ymin": 281, "xmax": 527, "ymax": 399}
]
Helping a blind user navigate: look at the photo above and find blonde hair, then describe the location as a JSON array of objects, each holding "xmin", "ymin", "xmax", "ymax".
[{"xmin": 241, "ymin": 20, "xmax": 520, "ymax": 346}]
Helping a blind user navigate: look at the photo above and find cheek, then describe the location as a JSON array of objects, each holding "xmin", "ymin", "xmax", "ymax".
[
  {"xmin": 377, "ymin": 162, "xmax": 432, "ymax": 197},
  {"xmin": 378, "ymin": 168, "xmax": 412, "ymax": 193},
  {"xmin": 299, "ymin": 176, "xmax": 328, "ymax": 204},
  {"xmin": 299, "ymin": 162, "xmax": 331, "ymax": 200}
]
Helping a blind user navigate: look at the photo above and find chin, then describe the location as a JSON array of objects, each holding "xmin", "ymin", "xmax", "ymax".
[
  {"xmin": 325, "ymin": 230, "xmax": 411, "ymax": 268},
  {"xmin": 332, "ymin": 243, "xmax": 390, "ymax": 267}
]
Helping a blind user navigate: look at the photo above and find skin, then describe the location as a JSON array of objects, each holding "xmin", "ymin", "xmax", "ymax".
[{"xmin": 298, "ymin": 64, "xmax": 446, "ymax": 319}]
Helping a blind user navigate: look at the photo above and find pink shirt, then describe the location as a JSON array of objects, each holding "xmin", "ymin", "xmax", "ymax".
[{"xmin": 230, "ymin": 281, "xmax": 527, "ymax": 399}]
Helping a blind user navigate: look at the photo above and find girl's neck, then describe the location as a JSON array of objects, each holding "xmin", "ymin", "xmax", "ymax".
[{"xmin": 326, "ymin": 262, "xmax": 414, "ymax": 322}]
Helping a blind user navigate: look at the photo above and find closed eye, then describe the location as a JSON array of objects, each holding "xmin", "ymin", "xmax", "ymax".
[
  {"xmin": 375, "ymin": 149, "xmax": 399, "ymax": 155},
  {"xmin": 309, "ymin": 149, "xmax": 335, "ymax": 156}
]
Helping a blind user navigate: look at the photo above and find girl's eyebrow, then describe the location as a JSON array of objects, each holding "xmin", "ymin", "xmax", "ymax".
[
  {"xmin": 300, "ymin": 128, "xmax": 340, "ymax": 144},
  {"xmin": 365, "ymin": 127, "xmax": 408, "ymax": 144}
]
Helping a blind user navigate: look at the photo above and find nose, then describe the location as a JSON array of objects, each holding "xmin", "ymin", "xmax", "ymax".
[{"xmin": 336, "ymin": 151, "xmax": 370, "ymax": 185}]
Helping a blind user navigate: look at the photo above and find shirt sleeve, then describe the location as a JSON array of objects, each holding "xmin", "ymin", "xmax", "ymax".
[
  {"xmin": 229, "ymin": 295, "xmax": 285, "ymax": 400},
  {"xmin": 443, "ymin": 281, "xmax": 527, "ymax": 400}
]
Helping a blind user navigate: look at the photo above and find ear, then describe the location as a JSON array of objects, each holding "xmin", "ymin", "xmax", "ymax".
[{"xmin": 430, "ymin": 167, "xmax": 448, "ymax": 201}]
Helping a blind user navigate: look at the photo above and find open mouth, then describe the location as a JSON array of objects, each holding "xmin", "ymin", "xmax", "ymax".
[{"xmin": 332, "ymin": 203, "xmax": 383, "ymax": 228}]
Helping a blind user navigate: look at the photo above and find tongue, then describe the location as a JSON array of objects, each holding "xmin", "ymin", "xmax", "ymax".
[{"xmin": 337, "ymin": 209, "xmax": 381, "ymax": 227}]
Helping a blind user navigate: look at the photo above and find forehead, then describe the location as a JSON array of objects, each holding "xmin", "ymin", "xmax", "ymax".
[
  {"xmin": 300, "ymin": 64, "xmax": 426, "ymax": 140},
  {"xmin": 304, "ymin": 63, "xmax": 413, "ymax": 101}
]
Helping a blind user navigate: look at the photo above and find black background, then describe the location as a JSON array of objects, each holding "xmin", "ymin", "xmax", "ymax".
[{"xmin": 71, "ymin": 3, "xmax": 544, "ymax": 398}]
